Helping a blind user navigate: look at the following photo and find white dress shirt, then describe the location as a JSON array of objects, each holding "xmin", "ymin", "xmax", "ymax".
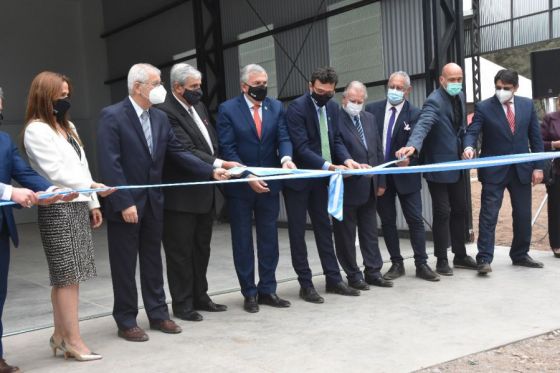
[
  {"xmin": 244, "ymin": 94, "xmax": 292, "ymax": 165},
  {"xmin": 24, "ymin": 120, "xmax": 100, "ymax": 209},
  {"xmin": 382, "ymin": 100, "xmax": 405, "ymax": 155}
]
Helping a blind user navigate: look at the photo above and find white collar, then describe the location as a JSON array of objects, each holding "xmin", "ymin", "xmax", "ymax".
[
  {"xmin": 129, "ymin": 96, "xmax": 147, "ymax": 118},
  {"xmin": 385, "ymin": 99, "xmax": 405, "ymax": 113},
  {"xmin": 173, "ymin": 92, "xmax": 192, "ymax": 112}
]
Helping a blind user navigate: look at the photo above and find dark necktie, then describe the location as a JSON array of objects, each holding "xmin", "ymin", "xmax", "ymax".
[
  {"xmin": 353, "ymin": 115, "xmax": 367, "ymax": 149},
  {"xmin": 385, "ymin": 107, "xmax": 397, "ymax": 161}
]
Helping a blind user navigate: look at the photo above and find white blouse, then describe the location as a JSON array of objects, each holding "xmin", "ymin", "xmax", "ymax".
[{"xmin": 24, "ymin": 120, "xmax": 100, "ymax": 210}]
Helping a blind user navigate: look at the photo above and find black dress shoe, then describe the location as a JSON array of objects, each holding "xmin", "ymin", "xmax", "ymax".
[
  {"xmin": 415, "ymin": 263, "xmax": 440, "ymax": 282},
  {"xmin": 477, "ymin": 261, "xmax": 492, "ymax": 274},
  {"xmin": 348, "ymin": 279, "xmax": 370, "ymax": 290},
  {"xmin": 436, "ymin": 258, "xmax": 453, "ymax": 276},
  {"xmin": 512, "ymin": 256, "xmax": 544, "ymax": 268},
  {"xmin": 174, "ymin": 309, "xmax": 203, "ymax": 321},
  {"xmin": 195, "ymin": 300, "xmax": 227, "ymax": 312},
  {"xmin": 258, "ymin": 293, "xmax": 291, "ymax": 308},
  {"xmin": 383, "ymin": 261, "xmax": 405, "ymax": 280},
  {"xmin": 299, "ymin": 287, "xmax": 324, "ymax": 303},
  {"xmin": 243, "ymin": 296, "xmax": 259, "ymax": 313},
  {"xmin": 453, "ymin": 255, "xmax": 478, "ymax": 270},
  {"xmin": 365, "ymin": 275, "xmax": 393, "ymax": 287},
  {"xmin": 326, "ymin": 281, "xmax": 361, "ymax": 296}
]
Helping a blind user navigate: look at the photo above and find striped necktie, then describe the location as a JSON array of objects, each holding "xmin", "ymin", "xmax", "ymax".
[
  {"xmin": 140, "ymin": 111, "xmax": 153, "ymax": 155},
  {"xmin": 505, "ymin": 102, "xmax": 515, "ymax": 134},
  {"xmin": 353, "ymin": 115, "xmax": 367, "ymax": 148}
]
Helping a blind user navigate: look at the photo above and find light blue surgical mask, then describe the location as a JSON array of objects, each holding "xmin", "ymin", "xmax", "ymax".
[
  {"xmin": 387, "ymin": 89, "xmax": 405, "ymax": 105},
  {"xmin": 445, "ymin": 82, "xmax": 462, "ymax": 96}
]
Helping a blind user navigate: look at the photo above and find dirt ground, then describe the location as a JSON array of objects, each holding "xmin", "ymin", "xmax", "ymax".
[
  {"xmin": 469, "ymin": 170, "xmax": 551, "ymax": 252},
  {"xmin": 415, "ymin": 330, "xmax": 560, "ymax": 372}
]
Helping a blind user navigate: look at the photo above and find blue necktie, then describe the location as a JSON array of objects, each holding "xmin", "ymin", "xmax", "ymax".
[
  {"xmin": 353, "ymin": 115, "xmax": 367, "ymax": 149},
  {"xmin": 385, "ymin": 107, "xmax": 397, "ymax": 161}
]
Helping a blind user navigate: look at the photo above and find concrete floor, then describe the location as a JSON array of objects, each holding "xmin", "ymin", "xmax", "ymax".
[{"xmin": 3, "ymin": 222, "xmax": 560, "ymax": 372}]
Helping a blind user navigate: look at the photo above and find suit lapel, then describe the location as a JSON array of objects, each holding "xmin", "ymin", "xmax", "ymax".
[
  {"xmin": 491, "ymin": 96, "xmax": 514, "ymax": 138},
  {"xmin": 343, "ymin": 110, "xmax": 366, "ymax": 150},
  {"xmin": 238, "ymin": 94, "xmax": 259, "ymax": 140},
  {"xmin": 306, "ymin": 93, "xmax": 321, "ymax": 137},
  {"xmin": 124, "ymin": 99, "xmax": 152, "ymax": 156},
  {"xmin": 260, "ymin": 98, "xmax": 269, "ymax": 141}
]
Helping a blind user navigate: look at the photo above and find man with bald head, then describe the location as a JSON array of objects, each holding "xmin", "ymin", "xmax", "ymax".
[{"xmin": 396, "ymin": 63, "xmax": 477, "ymax": 276}]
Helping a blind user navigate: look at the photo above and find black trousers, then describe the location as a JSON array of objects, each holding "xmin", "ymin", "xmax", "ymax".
[
  {"xmin": 427, "ymin": 174, "xmax": 468, "ymax": 259},
  {"xmin": 0, "ymin": 224, "xmax": 9, "ymax": 358},
  {"xmin": 547, "ymin": 174, "xmax": 560, "ymax": 248},
  {"xmin": 107, "ymin": 203, "xmax": 169, "ymax": 330},
  {"xmin": 376, "ymin": 176, "xmax": 428, "ymax": 265},
  {"xmin": 162, "ymin": 209, "xmax": 213, "ymax": 312},
  {"xmin": 333, "ymin": 194, "xmax": 383, "ymax": 282},
  {"xmin": 284, "ymin": 182, "xmax": 343, "ymax": 288}
]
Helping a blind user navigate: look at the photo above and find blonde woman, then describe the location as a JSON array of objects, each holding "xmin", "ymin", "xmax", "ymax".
[{"xmin": 22, "ymin": 71, "xmax": 114, "ymax": 361}]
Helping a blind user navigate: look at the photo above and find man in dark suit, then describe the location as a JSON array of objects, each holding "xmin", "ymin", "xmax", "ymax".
[
  {"xmin": 156, "ymin": 63, "xmax": 237, "ymax": 321},
  {"xmin": 365, "ymin": 71, "xmax": 439, "ymax": 282},
  {"xmin": 0, "ymin": 90, "xmax": 68, "ymax": 372},
  {"xmin": 332, "ymin": 81, "xmax": 390, "ymax": 290},
  {"xmin": 284, "ymin": 66, "xmax": 360, "ymax": 303},
  {"xmin": 463, "ymin": 69, "xmax": 544, "ymax": 274},
  {"xmin": 217, "ymin": 64, "xmax": 293, "ymax": 313},
  {"xmin": 98, "ymin": 63, "xmax": 229, "ymax": 342},
  {"xmin": 396, "ymin": 63, "xmax": 477, "ymax": 276}
]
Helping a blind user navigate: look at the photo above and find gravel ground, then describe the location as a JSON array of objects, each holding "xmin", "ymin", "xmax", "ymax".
[{"xmin": 415, "ymin": 330, "xmax": 560, "ymax": 372}]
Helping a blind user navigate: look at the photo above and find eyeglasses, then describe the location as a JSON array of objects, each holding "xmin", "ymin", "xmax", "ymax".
[{"xmin": 139, "ymin": 81, "xmax": 163, "ymax": 88}]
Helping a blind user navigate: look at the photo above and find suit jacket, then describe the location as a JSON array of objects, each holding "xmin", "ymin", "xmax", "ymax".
[
  {"xmin": 541, "ymin": 111, "xmax": 560, "ymax": 173},
  {"xmin": 156, "ymin": 94, "xmax": 219, "ymax": 214},
  {"xmin": 0, "ymin": 132, "xmax": 51, "ymax": 246},
  {"xmin": 216, "ymin": 94, "xmax": 292, "ymax": 199},
  {"xmin": 97, "ymin": 97, "xmax": 214, "ymax": 222},
  {"xmin": 407, "ymin": 87, "xmax": 467, "ymax": 183},
  {"xmin": 365, "ymin": 99, "xmax": 422, "ymax": 194},
  {"xmin": 464, "ymin": 95, "xmax": 544, "ymax": 184},
  {"xmin": 337, "ymin": 109, "xmax": 386, "ymax": 206},
  {"xmin": 285, "ymin": 92, "xmax": 351, "ymax": 191}
]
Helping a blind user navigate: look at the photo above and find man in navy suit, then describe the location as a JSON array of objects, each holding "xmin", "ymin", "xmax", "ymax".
[
  {"xmin": 396, "ymin": 63, "xmax": 478, "ymax": 276},
  {"xmin": 217, "ymin": 64, "xmax": 293, "ymax": 313},
  {"xmin": 0, "ymin": 89, "xmax": 67, "ymax": 372},
  {"xmin": 284, "ymin": 66, "xmax": 360, "ymax": 303},
  {"xmin": 332, "ymin": 81, "xmax": 391, "ymax": 290},
  {"xmin": 366, "ymin": 71, "xmax": 439, "ymax": 282},
  {"xmin": 463, "ymin": 69, "xmax": 544, "ymax": 274},
  {"xmin": 98, "ymin": 63, "xmax": 229, "ymax": 342}
]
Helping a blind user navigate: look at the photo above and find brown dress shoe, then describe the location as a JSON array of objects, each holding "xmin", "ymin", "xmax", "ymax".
[
  {"xmin": 150, "ymin": 319, "xmax": 182, "ymax": 334},
  {"xmin": 118, "ymin": 326, "xmax": 149, "ymax": 342},
  {"xmin": 0, "ymin": 359, "xmax": 21, "ymax": 373}
]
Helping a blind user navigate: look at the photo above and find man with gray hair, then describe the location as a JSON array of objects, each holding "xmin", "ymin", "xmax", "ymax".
[
  {"xmin": 332, "ymin": 81, "xmax": 390, "ymax": 290},
  {"xmin": 217, "ymin": 63, "xmax": 294, "ymax": 313},
  {"xmin": 365, "ymin": 71, "xmax": 439, "ymax": 282},
  {"xmin": 98, "ymin": 63, "xmax": 230, "ymax": 342},
  {"xmin": 155, "ymin": 63, "xmax": 239, "ymax": 321}
]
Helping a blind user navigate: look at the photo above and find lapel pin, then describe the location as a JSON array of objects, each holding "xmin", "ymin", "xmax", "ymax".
[
  {"xmin": 264, "ymin": 106, "xmax": 268, "ymax": 111},
  {"xmin": 403, "ymin": 122, "xmax": 411, "ymax": 131}
]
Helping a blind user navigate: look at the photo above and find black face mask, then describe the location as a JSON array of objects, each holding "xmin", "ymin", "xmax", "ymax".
[
  {"xmin": 53, "ymin": 98, "xmax": 71, "ymax": 122},
  {"xmin": 182, "ymin": 88, "xmax": 203, "ymax": 106},
  {"xmin": 311, "ymin": 90, "xmax": 334, "ymax": 107},
  {"xmin": 247, "ymin": 85, "xmax": 267, "ymax": 102}
]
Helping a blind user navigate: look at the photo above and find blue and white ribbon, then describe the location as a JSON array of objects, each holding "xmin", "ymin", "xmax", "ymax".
[{"xmin": 2, "ymin": 152, "xmax": 559, "ymax": 222}]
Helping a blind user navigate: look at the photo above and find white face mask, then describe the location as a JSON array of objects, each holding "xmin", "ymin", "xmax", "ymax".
[
  {"xmin": 344, "ymin": 101, "xmax": 363, "ymax": 117},
  {"xmin": 495, "ymin": 89, "xmax": 514, "ymax": 104},
  {"xmin": 148, "ymin": 85, "xmax": 167, "ymax": 105}
]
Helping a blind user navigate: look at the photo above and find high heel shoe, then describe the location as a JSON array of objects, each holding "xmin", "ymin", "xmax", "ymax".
[
  {"xmin": 61, "ymin": 341, "xmax": 102, "ymax": 361},
  {"xmin": 553, "ymin": 248, "xmax": 560, "ymax": 258},
  {"xmin": 50, "ymin": 336, "xmax": 66, "ymax": 357}
]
